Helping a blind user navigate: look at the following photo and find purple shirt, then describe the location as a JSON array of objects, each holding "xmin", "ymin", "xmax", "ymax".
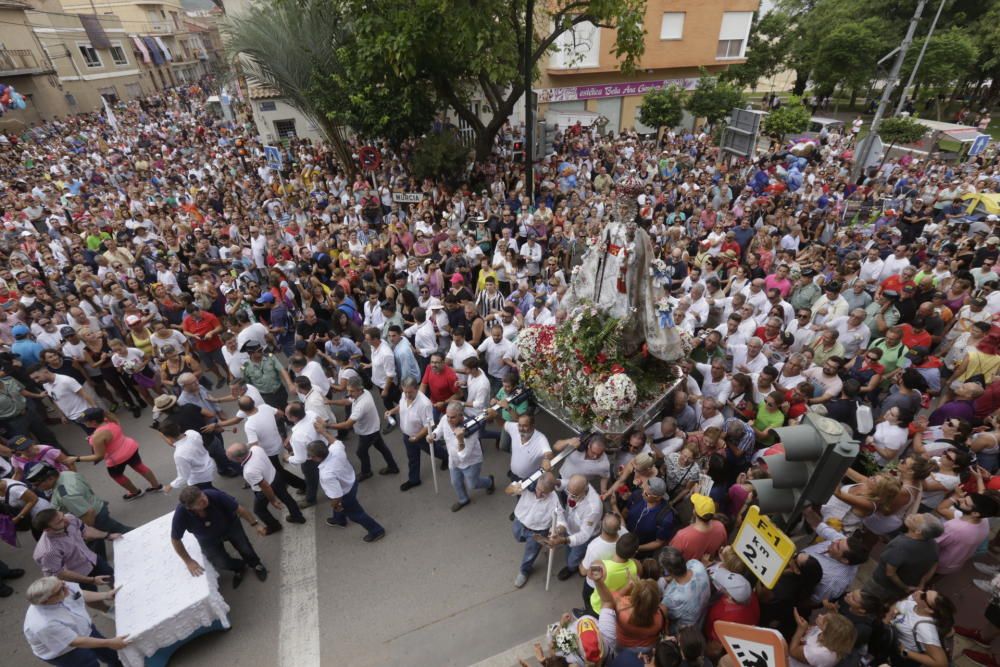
[
  {"xmin": 928, "ymin": 400, "xmax": 975, "ymax": 426},
  {"xmin": 936, "ymin": 514, "xmax": 989, "ymax": 575},
  {"xmin": 33, "ymin": 514, "xmax": 97, "ymax": 577}
]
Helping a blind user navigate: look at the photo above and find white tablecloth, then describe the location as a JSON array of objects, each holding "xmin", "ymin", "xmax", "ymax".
[{"xmin": 113, "ymin": 511, "xmax": 231, "ymax": 667}]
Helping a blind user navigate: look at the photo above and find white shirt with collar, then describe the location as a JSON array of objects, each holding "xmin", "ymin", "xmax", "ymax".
[
  {"xmin": 300, "ymin": 360, "xmax": 331, "ymax": 396},
  {"xmin": 514, "ymin": 486, "xmax": 564, "ymax": 532},
  {"xmin": 23, "ymin": 582, "xmax": 92, "ymax": 660},
  {"xmin": 693, "ymin": 363, "xmax": 732, "ymax": 404},
  {"xmin": 241, "ymin": 445, "xmax": 276, "ymax": 491},
  {"xmin": 464, "ymin": 371, "xmax": 492, "ymax": 418},
  {"xmin": 507, "ymin": 422, "xmax": 552, "ymax": 479},
  {"xmin": 317, "ymin": 440, "xmax": 356, "ymax": 499},
  {"xmin": 170, "ymin": 429, "xmax": 216, "ymax": 489},
  {"xmin": 558, "ymin": 449, "xmax": 610, "ymax": 485},
  {"xmin": 561, "ymin": 485, "xmax": 603, "ymax": 547},
  {"xmin": 404, "ymin": 321, "xmax": 438, "ymax": 357},
  {"xmin": 431, "ymin": 415, "xmax": 483, "ymax": 469},
  {"xmin": 289, "ymin": 412, "xmax": 327, "ymax": 465},
  {"xmin": 241, "ymin": 404, "xmax": 284, "ymax": 456},
  {"xmin": 446, "ymin": 341, "xmax": 478, "ymax": 386},
  {"xmin": 349, "ymin": 390, "xmax": 381, "ymax": 436},
  {"xmin": 299, "ymin": 387, "xmax": 335, "ymax": 422},
  {"xmin": 369, "ymin": 341, "xmax": 396, "ymax": 390},
  {"xmin": 399, "ymin": 390, "xmax": 434, "ymax": 438}
]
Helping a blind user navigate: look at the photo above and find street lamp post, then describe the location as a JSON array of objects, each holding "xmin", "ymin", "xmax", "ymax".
[
  {"xmin": 524, "ymin": 0, "xmax": 535, "ymax": 206},
  {"xmin": 853, "ymin": 0, "xmax": 927, "ymax": 180},
  {"xmin": 896, "ymin": 0, "xmax": 948, "ymax": 116}
]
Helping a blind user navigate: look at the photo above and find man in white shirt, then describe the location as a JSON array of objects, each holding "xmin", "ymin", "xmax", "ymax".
[
  {"xmin": 548, "ymin": 474, "xmax": 603, "ymax": 582},
  {"xmin": 237, "ymin": 395, "xmax": 306, "ymax": 496},
  {"xmin": 550, "ymin": 435, "xmax": 610, "ymax": 494},
  {"xmin": 306, "ymin": 434, "xmax": 385, "ymax": 541},
  {"xmin": 284, "ymin": 401, "xmax": 327, "ymax": 508},
  {"xmin": 294, "ymin": 375, "xmax": 335, "ymax": 423},
  {"xmin": 387, "ymin": 377, "xmax": 447, "ymax": 491},
  {"xmin": 226, "ymin": 442, "xmax": 305, "ymax": 535},
  {"xmin": 828, "ymin": 309, "xmax": 872, "ymax": 358},
  {"xmin": 23, "ymin": 578, "xmax": 127, "ymax": 663},
  {"xmin": 693, "ymin": 359, "xmax": 732, "ymax": 404},
  {"xmin": 235, "ymin": 314, "xmax": 273, "ymax": 353},
  {"xmin": 507, "ymin": 414, "xmax": 552, "ymax": 481},
  {"xmin": 404, "ymin": 307, "xmax": 439, "ymax": 376},
  {"xmin": 579, "ymin": 514, "xmax": 622, "ymax": 612},
  {"xmin": 859, "ymin": 247, "xmax": 885, "ymax": 288},
  {"xmin": 505, "ymin": 472, "xmax": 563, "ymax": 588},
  {"xmin": 329, "ymin": 376, "xmax": 399, "ymax": 480},
  {"xmin": 364, "ymin": 328, "xmax": 400, "ymax": 431},
  {"xmin": 30, "ymin": 367, "xmax": 94, "ymax": 428},
  {"xmin": 429, "ymin": 400, "xmax": 495, "ymax": 512},
  {"xmin": 462, "ymin": 357, "xmax": 493, "ymax": 421},
  {"xmin": 158, "ymin": 422, "xmax": 217, "ymax": 491},
  {"xmin": 478, "ymin": 324, "xmax": 517, "ymax": 393},
  {"xmin": 730, "ymin": 337, "xmax": 769, "ymax": 375},
  {"xmin": 445, "ymin": 327, "xmax": 478, "ymax": 388},
  {"xmin": 879, "ymin": 245, "xmax": 912, "ymax": 283}
]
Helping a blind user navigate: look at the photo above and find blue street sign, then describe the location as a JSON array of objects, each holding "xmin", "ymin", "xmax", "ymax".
[
  {"xmin": 264, "ymin": 145, "xmax": 282, "ymax": 170},
  {"xmin": 970, "ymin": 134, "xmax": 990, "ymax": 157}
]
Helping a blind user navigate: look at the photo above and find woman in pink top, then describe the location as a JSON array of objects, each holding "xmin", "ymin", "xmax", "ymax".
[{"xmin": 69, "ymin": 408, "xmax": 161, "ymax": 501}]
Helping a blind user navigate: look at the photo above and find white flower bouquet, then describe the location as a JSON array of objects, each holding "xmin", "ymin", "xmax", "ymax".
[{"xmin": 592, "ymin": 372, "xmax": 637, "ymax": 418}]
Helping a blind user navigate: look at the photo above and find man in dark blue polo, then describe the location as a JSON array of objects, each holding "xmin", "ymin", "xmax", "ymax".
[
  {"xmin": 621, "ymin": 477, "xmax": 677, "ymax": 557},
  {"xmin": 170, "ymin": 486, "xmax": 268, "ymax": 589}
]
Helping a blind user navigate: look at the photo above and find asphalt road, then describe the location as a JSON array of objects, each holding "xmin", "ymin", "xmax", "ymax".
[{"xmin": 1, "ymin": 404, "xmax": 583, "ymax": 667}]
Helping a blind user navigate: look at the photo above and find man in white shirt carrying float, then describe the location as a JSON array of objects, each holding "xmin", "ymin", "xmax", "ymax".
[
  {"xmin": 226, "ymin": 442, "xmax": 305, "ymax": 535},
  {"xmin": 306, "ymin": 431, "xmax": 386, "ymax": 542}
]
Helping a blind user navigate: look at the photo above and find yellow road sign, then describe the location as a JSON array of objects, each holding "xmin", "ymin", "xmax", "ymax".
[{"xmin": 732, "ymin": 505, "xmax": 795, "ymax": 589}]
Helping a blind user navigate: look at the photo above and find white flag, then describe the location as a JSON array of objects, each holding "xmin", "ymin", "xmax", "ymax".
[{"xmin": 102, "ymin": 96, "xmax": 119, "ymax": 134}]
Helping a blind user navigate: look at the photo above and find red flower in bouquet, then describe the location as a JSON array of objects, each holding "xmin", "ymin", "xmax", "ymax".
[
  {"xmin": 582, "ymin": 365, "xmax": 593, "ymax": 376},
  {"xmin": 595, "ymin": 352, "xmax": 608, "ymax": 364},
  {"xmin": 610, "ymin": 364, "xmax": 626, "ymax": 375}
]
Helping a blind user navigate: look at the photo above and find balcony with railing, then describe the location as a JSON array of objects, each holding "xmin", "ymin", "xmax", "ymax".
[
  {"xmin": 144, "ymin": 21, "xmax": 174, "ymax": 34},
  {"xmin": 0, "ymin": 49, "xmax": 53, "ymax": 76}
]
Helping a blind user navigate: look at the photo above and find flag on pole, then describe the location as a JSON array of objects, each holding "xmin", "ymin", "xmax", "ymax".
[{"xmin": 102, "ymin": 97, "xmax": 119, "ymax": 135}]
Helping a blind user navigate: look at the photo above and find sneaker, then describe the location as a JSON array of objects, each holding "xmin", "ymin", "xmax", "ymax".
[
  {"xmin": 122, "ymin": 490, "xmax": 144, "ymax": 502},
  {"xmin": 286, "ymin": 515, "xmax": 307, "ymax": 524},
  {"xmin": 325, "ymin": 517, "xmax": 347, "ymax": 527},
  {"xmin": 253, "ymin": 564, "xmax": 268, "ymax": 582},
  {"xmin": 963, "ymin": 649, "xmax": 1000, "ymax": 667},
  {"xmin": 451, "ymin": 501, "xmax": 470, "ymax": 512},
  {"xmin": 975, "ymin": 578, "xmax": 997, "ymax": 594},
  {"xmin": 956, "ymin": 626, "xmax": 991, "ymax": 647},
  {"xmin": 146, "ymin": 485, "xmax": 164, "ymax": 493},
  {"xmin": 363, "ymin": 531, "xmax": 385, "ymax": 543},
  {"xmin": 514, "ymin": 572, "xmax": 528, "ymax": 588},
  {"xmin": 400, "ymin": 480, "xmax": 421, "ymax": 492},
  {"xmin": 486, "ymin": 475, "xmax": 495, "ymax": 495},
  {"xmin": 975, "ymin": 562, "xmax": 1000, "ymax": 575}
]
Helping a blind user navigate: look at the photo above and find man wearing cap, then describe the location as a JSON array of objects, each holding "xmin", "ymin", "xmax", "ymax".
[
  {"xmin": 12, "ymin": 324, "xmax": 44, "ymax": 366},
  {"xmin": 241, "ymin": 341, "xmax": 293, "ymax": 409},
  {"xmin": 865, "ymin": 289, "xmax": 901, "ymax": 335},
  {"xmin": 704, "ymin": 564, "xmax": 759, "ymax": 645},
  {"xmin": 618, "ymin": 477, "xmax": 677, "ymax": 555},
  {"xmin": 789, "ymin": 269, "xmax": 822, "ymax": 312},
  {"xmin": 181, "ymin": 304, "xmax": 228, "ymax": 389},
  {"xmin": 505, "ymin": 472, "xmax": 563, "ymax": 588},
  {"xmin": 669, "ymin": 493, "xmax": 728, "ymax": 561}
]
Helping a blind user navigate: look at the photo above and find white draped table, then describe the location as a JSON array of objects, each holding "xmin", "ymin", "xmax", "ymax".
[{"xmin": 113, "ymin": 511, "xmax": 231, "ymax": 667}]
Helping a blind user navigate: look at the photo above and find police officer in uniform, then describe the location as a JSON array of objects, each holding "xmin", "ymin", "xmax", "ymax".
[{"xmin": 240, "ymin": 341, "xmax": 293, "ymax": 410}]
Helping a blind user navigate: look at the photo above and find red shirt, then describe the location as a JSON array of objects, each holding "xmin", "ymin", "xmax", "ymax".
[
  {"xmin": 422, "ymin": 365, "xmax": 459, "ymax": 403},
  {"xmin": 182, "ymin": 312, "xmax": 224, "ymax": 352},
  {"xmin": 899, "ymin": 324, "xmax": 932, "ymax": 350},
  {"xmin": 669, "ymin": 521, "xmax": 728, "ymax": 561},
  {"xmin": 704, "ymin": 593, "xmax": 760, "ymax": 642}
]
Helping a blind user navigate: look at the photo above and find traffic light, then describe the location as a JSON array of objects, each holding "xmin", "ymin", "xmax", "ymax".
[
  {"xmin": 750, "ymin": 412, "xmax": 859, "ymax": 527},
  {"xmin": 513, "ymin": 139, "xmax": 525, "ymax": 162}
]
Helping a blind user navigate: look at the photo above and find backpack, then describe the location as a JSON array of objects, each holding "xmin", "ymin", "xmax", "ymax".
[{"xmin": 338, "ymin": 302, "xmax": 363, "ymax": 327}]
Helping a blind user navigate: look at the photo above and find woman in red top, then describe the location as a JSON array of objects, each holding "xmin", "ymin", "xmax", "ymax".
[
  {"xmin": 592, "ymin": 564, "xmax": 666, "ymax": 656},
  {"xmin": 70, "ymin": 408, "xmax": 161, "ymax": 500}
]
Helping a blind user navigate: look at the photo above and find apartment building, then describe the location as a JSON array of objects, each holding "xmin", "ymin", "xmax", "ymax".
[{"xmin": 539, "ymin": 0, "xmax": 761, "ymax": 133}]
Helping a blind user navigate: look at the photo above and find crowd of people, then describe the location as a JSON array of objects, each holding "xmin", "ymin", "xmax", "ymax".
[{"xmin": 0, "ymin": 83, "xmax": 999, "ymax": 667}]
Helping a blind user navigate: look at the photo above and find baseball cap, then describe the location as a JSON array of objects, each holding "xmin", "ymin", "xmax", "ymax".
[
  {"xmin": 646, "ymin": 477, "xmax": 667, "ymax": 497},
  {"xmin": 60, "ymin": 326, "xmax": 77, "ymax": 337},
  {"xmin": 255, "ymin": 292, "xmax": 275, "ymax": 304},
  {"xmin": 124, "ymin": 314, "xmax": 141, "ymax": 326},
  {"xmin": 711, "ymin": 568, "xmax": 752, "ymax": 604},
  {"xmin": 241, "ymin": 340, "xmax": 263, "ymax": 352},
  {"xmin": 690, "ymin": 493, "xmax": 716, "ymax": 518},
  {"xmin": 334, "ymin": 351, "xmax": 351, "ymax": 362},
  {"xmin": 450, "ymin": 272, "xmax": 464, "ymax": 284},
  {"xmin": 11, "ymin": 324, "xmax": 29, "ymax": 337},
  {"xmin": 10, "ymin": 435, "xmax": 34, "ymax": 451}
]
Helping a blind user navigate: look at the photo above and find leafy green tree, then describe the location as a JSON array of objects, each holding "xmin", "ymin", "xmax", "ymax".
[
  {"xmin": 411, "ymin": 131, "xmax": 472, "ymax": 184},
  {"xmin": 878, "ymin": 115, "xmax": 926, "ymax": 150},
  {"xmin": 638, "ymin": 85, "xmax": 684, "ymax": 134},
  {"xmin": 222, "ymin": 0, "xmax": 355, "ymax": 174},
  {"xmin": 762, "ymin": 95, "xmax": 811, "ymax": 138},
  {"xmin": 904, "ymin": 28, "xmax": 978, "ymax": 120},
  {"xmin": 340, "ymin": 0, "xmax": 648, "ymax": 161},
  {"xmin": 721, "ymin": 11, "xmax": 792, "ymax": 90},
  {"xmin": 685, "ymin": 73, "xmax": 745, "ymax": 127},
  {"xmin": 811, "ymin": 18, "xmax": 886, "ymax": 109}
]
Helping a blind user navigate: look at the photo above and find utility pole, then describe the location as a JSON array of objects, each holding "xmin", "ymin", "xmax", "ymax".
[
  {"xmin": 896, "ymin": 0, "xmax": 947, "ymax": 116},
  {"xmin": 523, "ymin": 0, "xmax": 535, "ymax": 206},
  {"xmin": 853, "ymin": 0, "xmax": 926, "ymax": 180}
]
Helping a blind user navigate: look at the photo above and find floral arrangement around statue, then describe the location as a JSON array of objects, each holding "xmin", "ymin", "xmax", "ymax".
[{"xmin": 517, "ymin": 302, "xmax": 678, "ymax": 432}]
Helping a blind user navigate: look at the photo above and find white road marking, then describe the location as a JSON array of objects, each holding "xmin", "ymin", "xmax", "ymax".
[{"xmin": 279, "ymin": 506, "xmax": 321, "ymax": 667}]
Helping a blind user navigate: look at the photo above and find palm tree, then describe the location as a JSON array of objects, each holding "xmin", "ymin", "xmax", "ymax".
[{"xmin": 222, "ymin": 0, "xmax": 355, "ymax": 175}]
